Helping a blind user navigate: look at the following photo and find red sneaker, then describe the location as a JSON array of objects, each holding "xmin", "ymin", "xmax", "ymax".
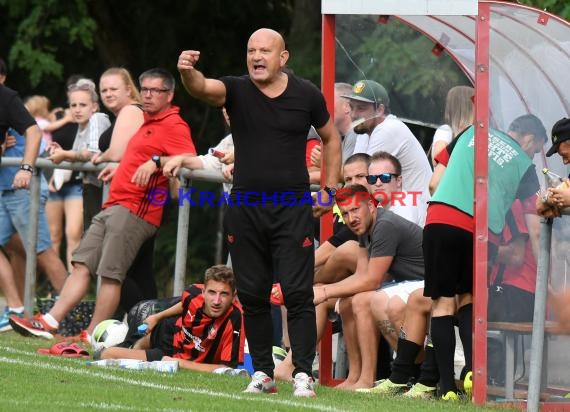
[{"xmin": 9, "ymin": 313, "xmax": 57, "ymax": 339}]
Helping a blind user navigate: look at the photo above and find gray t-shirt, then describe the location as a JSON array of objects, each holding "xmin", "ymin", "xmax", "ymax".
[
  {"xmin": 341, "ymin": 129, "xmax": 357, "ymax": 164},
  {"xmin": 358, "ymin": 207, "xmax": 424, "ymax": 281}
]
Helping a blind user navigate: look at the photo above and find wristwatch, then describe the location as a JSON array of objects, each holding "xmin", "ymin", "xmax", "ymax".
[
  {"xmin": 20, "ymin": 163, "xmax": 35, "ymax": 174},
  {"xmin": 151, "ymin": 155, "xmax": 161, "ymax": 168},
  {"xmin": 323, "ymin": 186, "xmax": 337, "ymax": 198}
]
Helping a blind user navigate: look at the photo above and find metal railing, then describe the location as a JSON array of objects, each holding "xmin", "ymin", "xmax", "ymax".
[{"xmin": 0, "ymin": 156, "xmax": 227, "ymax": 315}]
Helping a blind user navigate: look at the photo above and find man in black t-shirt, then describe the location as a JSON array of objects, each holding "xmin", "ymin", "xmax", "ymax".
[
  {"xmin": 176, "ymin": 28, "xmax": 341, "ymax": 397},
  {"xmin": 0, "ymin": 66, "xmax": 42, "ymax": 188}
]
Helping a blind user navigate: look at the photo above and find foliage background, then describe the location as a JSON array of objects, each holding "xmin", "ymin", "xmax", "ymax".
[{"xmin": 0, "ymin": 0, "xmax": 568, "ymax": 292}]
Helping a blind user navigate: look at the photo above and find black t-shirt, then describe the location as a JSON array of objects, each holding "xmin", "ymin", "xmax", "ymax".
[
  {"xmin": 51, "ymin": 111, "xmax": 78, "ymax": 150},
  {"xmin": 220, "ymin": 74, "xmax": 330, "ymax": 196},
  {"xmin": 0, "ymin": 85, "xmax": 36, "ymax": 146},
  {"xmin": 98, "ymin": 103, "xmax": 143, "ymax": 152}
]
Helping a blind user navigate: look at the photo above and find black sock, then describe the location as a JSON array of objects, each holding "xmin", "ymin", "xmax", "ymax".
[
  {"xmin": 431, "ymin": 315, "xmax": 457, "ymax": 394},
  {"xmin": 456, "ymin": 303, "xmax": 473, "ymax": 372},
  {"xmin": 390, "ymin": 338, "xmax": 422, "ymax": 384},
  {"xmin": 417, "ymin": 343, "xmax": 439, "ymax": 387}
]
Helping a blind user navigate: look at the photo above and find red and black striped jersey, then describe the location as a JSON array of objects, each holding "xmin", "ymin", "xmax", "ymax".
[{"xmin": 171, "ymin": 284, "xmax": 244, "ymax": 367}]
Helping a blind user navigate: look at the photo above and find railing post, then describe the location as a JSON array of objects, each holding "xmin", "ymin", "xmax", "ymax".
[
  {"xmin": 24, "ymin": 171, "xmax": 41, "ymax": 316},
  {"xmin": 527, "ymin": 218, "xmax": 553, "ymax": 412},
  {"xmin": 173, "ymin": 174, "xmax": 191, "ymax": 296}
]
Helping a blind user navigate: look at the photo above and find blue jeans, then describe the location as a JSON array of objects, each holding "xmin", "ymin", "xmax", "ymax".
[{"xmin": 0, "ymin": 188, "xmax": 52, "ymax": 253}]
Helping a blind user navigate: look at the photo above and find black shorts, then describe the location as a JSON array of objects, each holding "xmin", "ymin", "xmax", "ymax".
[
  {"xmin": 146, "ymin": 316, "xmax": 177, "ymax": 361},
  {"xmin": 423, "ymin": 223, "xmax": 473, "ymax": 299}
]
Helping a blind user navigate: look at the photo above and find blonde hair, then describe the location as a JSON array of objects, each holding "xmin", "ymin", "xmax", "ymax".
[
  {"xmin": 68, "ymin": 78, "xmax": 99, "ymax": 103},
  {"xmin": 100, "ymin": 67, "xmax": 141, "ymax": 103},
  {"xmin": 444, "ymin": 85, "xmax": 474, "ymax": 138},
  {"xmin": 24, "ymin": 95, "xmax": 51, "ymax": 118}
]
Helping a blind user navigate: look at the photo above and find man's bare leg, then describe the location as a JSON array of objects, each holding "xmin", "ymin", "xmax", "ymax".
[
  {"xmin": 314, "ymin": 241, "xmax": 358, "ymax": 284},
  {"xmin": 37, "ymin": 248, "xmax": 68, "ymax": 292},
  {"xmin": 274, "ymin": 298, "xmax": 335, "ymax": 381},
  {"xmin": 346, "ymin": 291, "xmax": 379, "ymax": 389},
  {"xmin": 86, "ymin": 276, "xmax": 122, "ymax": 334},
  {"xmin": 48, "ymin": 263, "xmax": 91, "ymax": 322},
  {"xmin": 370, "ymin": 291, "xmax": 398, "ymax": 349},
  {"xmin": 335, "ymin": 297, "xmax": 363, "ymax": 389},
  {"xmin": 0, "ymin": 251, "xmax": 24, "ymax": 308}
]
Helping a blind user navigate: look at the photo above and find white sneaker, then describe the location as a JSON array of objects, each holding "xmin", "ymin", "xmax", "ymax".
[
  {"xmin": 243, "ymin": 371, "xmax": 277, "ymax": 394},
  {"xmin": 293, "ymin": 372, "xmax": 316, "ymax": 397}
]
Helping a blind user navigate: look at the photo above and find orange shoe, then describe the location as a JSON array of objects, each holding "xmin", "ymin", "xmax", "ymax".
[{"xmin": 9, "ymin": 313, "xmax": 57, "ymax": 339}]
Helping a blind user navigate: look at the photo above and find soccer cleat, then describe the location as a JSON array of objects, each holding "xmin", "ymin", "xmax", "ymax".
[
  {"xmin": 404, "ymin": 382, "xmax": 437, "ymax": 399},
  {"xmin": 441, "ymin": 390, "xmax": 459, "ymax": 401},
  {"xmin": 463, "ymin": 370, "xmax": 473, "ymax": 399},
  {"xmin": 293, "ymin": 372, "xmax": 316, "ymax": 397},
  {"xmin": 356, "ymin": 379, "xmax": 408, "ymax": 395},
  {"xmin": 243, "ymin": 371, "xmax": 278, "ymax": 394},
  {"xmin": 0, "ymin": 308, "xmax": 23, "ymax": 332},
  {"xmin": 9, "ymin": 313, "xmax": 57, "ymax": 339}
]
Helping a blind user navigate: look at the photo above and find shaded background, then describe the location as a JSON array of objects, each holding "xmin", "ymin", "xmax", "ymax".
[{"xmin": 1, "ymin": 0, "xmax": 568, "ymax": 292}]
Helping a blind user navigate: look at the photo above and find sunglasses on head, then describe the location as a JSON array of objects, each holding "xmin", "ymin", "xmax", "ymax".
[{"xmin": 366, "ymin": 173, "xmax": 399, "ymax": 184}]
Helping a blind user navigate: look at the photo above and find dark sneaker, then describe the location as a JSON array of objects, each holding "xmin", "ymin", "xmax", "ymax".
[
  {"xmin": 9, "ymin": 313, "xmax": 57, "ymax": 339},
  {"xmin": 243, "ymin": 371, "xmax": 278, "ymax": 394},
  {"xmin": 293, "ymin": 372, "xmax": 316, "ymax": 397}
]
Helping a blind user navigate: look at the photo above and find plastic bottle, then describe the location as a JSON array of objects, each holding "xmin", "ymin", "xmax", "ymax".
[
  {"xmin": 137, "ymin": 323, "xmax": 148, "ymax": 334},
  {"xmin": 149, "ymin": 360, "xmax": 179, "ymax": 373},
  {"xmin": 542, "ymin": 168, "xmax": 569, "ymax": 189},
  {"xmin": 86, "ymin": 359, "xmax": 122, "ymax": 367}
]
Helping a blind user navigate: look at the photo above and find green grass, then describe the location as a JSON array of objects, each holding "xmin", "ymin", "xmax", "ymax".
[{"xmin": 0, "ymin": 331, "xmax": 509, "ymax": 412}]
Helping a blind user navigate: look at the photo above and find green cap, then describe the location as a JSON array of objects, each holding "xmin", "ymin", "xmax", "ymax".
[{"xmin": 342, "ymin": 80, "xmax": 390, "ymax": 107}]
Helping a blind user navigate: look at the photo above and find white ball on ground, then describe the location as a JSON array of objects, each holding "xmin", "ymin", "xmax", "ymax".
[{"xmin": 91, "ymin": 319, "xmax": 129, "ymax": 350}]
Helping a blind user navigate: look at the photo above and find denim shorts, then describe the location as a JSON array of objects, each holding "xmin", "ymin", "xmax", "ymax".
[
  {"xmin": 48, "ymin": 181, "xmax": 83, "ymax": 201},
  {"xmin": 0, "ymin": 188, "xmax": 52, "ymax": 253}
]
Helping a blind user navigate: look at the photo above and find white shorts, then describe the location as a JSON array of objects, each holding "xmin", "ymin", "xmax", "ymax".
[{"xmin": 379, "ymin": 280, "xmax": 424, "ymax": 303}]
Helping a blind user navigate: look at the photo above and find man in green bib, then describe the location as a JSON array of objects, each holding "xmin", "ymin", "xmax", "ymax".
[{"xmin": 424, "ymin": 114, "xmax": 547, "ymax": 400}]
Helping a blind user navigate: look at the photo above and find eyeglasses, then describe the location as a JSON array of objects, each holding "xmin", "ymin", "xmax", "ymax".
[
  {"xmin": 366, "ymin": 173, "xmax": 399, "ymax": 184},
  {"xmin": 140, "ymin": 87, "xmax": 170, "ymax": 96}
]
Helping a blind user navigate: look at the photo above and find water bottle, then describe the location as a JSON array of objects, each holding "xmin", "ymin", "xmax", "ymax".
[
  {"xmin": 541, "ymin": 168, "xmax": 569, "ymax": 203},
  {"xmin": 542, "ymin": 168, "xmax": 568, "ymax": 189},
  {"xmin": 86, "ymin": 359, "xmax": 122, "ymax": 367},
  {"xmin": 149, "ymin": 360, "xmax": 179, "ymax": 373},
  {"xmin": 137, "ymin": 323, "xmax": 148, "ymax": 334}
]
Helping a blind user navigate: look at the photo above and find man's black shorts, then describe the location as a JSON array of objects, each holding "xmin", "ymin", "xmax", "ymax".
[{"xmin": 146, "ymin": 316, "xmax": 177, "ymax": 361}]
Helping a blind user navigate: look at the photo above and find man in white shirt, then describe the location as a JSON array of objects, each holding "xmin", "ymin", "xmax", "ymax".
[{"xmin": 344, "ymin": 80, "xmax": 432, "ymax": 220}]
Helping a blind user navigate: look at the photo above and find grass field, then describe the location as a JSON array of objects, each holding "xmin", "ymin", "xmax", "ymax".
[{"xmin": 0, "ymin": 331, "xmax": 511, "ymax": 412}]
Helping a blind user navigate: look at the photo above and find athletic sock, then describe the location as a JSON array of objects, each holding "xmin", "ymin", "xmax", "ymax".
[
  {"xmin": 8, "ymin": 306, "xmax": 24, "ymax": 314},
  {"xmin": 42, "ymin": 313, "xmax": 59, "ymax": 328},
  {"xmin": 430, "ymin": 315, "xmax": 457, "ymax": 394},
  {"xmin": 417, "ymin": 343, "xmax": 439, "ymax": 387},
  {"xmin": 456, "ymin": 303, "xmax": 473, "ymax": 372},
  {"xmin": 390, "ymin": 338, "xmax": 422, "ymax": 384}
]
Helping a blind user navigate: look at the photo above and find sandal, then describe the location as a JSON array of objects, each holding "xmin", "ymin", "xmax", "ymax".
[{"xmin": 37, "ymin": 341, "xmax": 90, "ymax": 358}]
